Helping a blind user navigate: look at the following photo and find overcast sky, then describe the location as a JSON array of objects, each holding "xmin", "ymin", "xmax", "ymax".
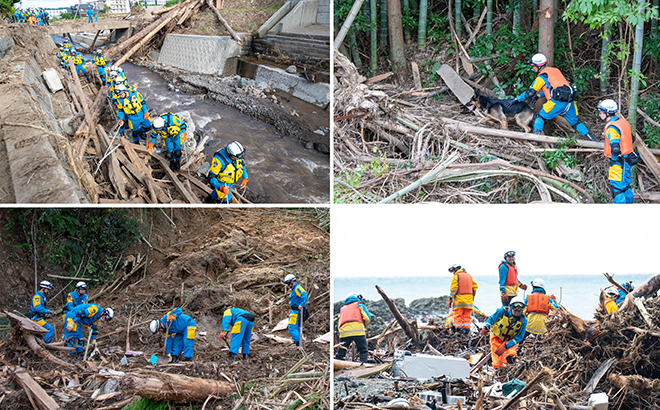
[{"xmin": 332, "ymin": 205, "xmax": 660, "ymax": 278}]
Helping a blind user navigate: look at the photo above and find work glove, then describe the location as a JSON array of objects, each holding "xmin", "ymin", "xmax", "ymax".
[
  {"xmin": 220, "ymin": 186, "xmax": 229, "ymax": 195},
  {"xmin": 147, "ymin": 142, "xmax": 154, "ymax": 151},
  {"xmin": 143, "ymin": 112, "xmax": 149, "ymax": 120},
  {"xmin": 481, "ymin": 327, "xmax": 489, "ymax": 336},
  {"xmin": 524, "ymin": 89, "xmax": 537, "ymax": 101},
  {"xmin": 241, "ymin": 179, "xmax": 248, "ymax": 187},
  {"xmin": 66, "ymin": 321, "xmax": 75, "ymax": 332},
  {"xmin": 48, "ymin": 310, "xmax": 56, "ymax": 316},
  {"xmin": 520, "ymin": 284, "xmax": 528, "ymax": 290},
  {"xmin": 118, "ymin": 119, "xmax": 124, "ymax": 127},
  {"xmin": 181, "ymin": 132, "xmax": 187, "ymax": 142},
  {"xmin": 219, "ymin": 331, "xmax": 227, "ymax": 339},
  {"xmin": 495, "ymin": 344, "xmax": 507, "ymax": 356},
  {"xmin": 447, "ymin": 299, "xmax": 452, "ymax": 308},
  {"xmin": 550, "ymin": 295, "xmax": 557, "ymax": 302}
]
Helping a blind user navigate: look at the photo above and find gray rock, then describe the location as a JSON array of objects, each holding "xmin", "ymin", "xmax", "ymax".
[{"xmin": 285, "ymin": 65, "xmax": 297, "ymax": 74}]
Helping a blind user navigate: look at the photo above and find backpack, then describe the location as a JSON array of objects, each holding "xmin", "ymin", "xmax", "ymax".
[{"xmin": 551, "ymin": 85, "xmax": 577, "ymax": 102}]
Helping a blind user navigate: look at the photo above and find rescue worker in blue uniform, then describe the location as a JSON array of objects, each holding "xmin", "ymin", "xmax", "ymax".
[
  {"xmin": 115, "ymin": 84, "xmax": 152, "ymax": 144},
  {"xmin": 62, "ymin": 281, "xmax": 88, "ymax": 326},
  {"xmin": 499, "ymin": 251, "xmax": 526, "ymax": 306},
  {"xmin": 63, "ymin": 304, "xmax": 114, "ymax": 357},
  {"xmin": 93, "ymin": 49, "xmax": 108, "ymax": 83},
  {"xmin": 71, "ymin": 49, "xmax": 90, "ymax": 82},
  {"xmin": 284, "ymin": 274, "xmax": 307, "ymax": 347},
  {"xmin": 206, "ymin": 141, "xmax": 249, "ymax": 204},
  {"xmin": 58, "ymin": 47, "xmax": 69, "ymax": 69},
  {"xmin": 29, "ymin": 281, "xmax": 56, "ymax": 343},
  {"xmin": 335, "ymin": 292, "xmax": 371, "ymax": 363},
  {"xmin": 149, "ymin": 308, "xmax": 196, "ymax": 362},
  {"xmin": 219, "ymin": 307, "xmax": 255, "ymax": 361},
  {"xmin": 481, "ymin": 296, "xmax": 528, "ymax": 369},
  {"xmin": 63, "ymin": 40, "xmax": 72, "ymax": 51},
  {"xmin": 598, "ymin": 99, "xmax": 636, "ymax": 203},
  {"xmin": 149, "ymin": 113, "xmax": 187, "ymax": 171},
  {"xmin": 516, "ymin": 53, "xmax": 595, "ymax": 141},
  {"xmin": 86, "ymin": 7, "xmax": 94, "ymax": 22},
  {"xmin": 616, "ymin": 281, "xmax": 636, "ymax": 306}
]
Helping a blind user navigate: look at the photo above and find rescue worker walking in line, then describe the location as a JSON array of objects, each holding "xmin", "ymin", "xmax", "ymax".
[
  {"xmin": 219, "ymin": 307, "xmax": 255, "ymax": 361},
  {"xmin": 335, "ymin": 292, "xmax": 371, "ymax": 363},
  {"xmin": 523, "ymin": 278, "xmax": 559, "ymax": 337},
  {"xmin": 603, "ymin": 288, "xmax": 619, "ymax": 314},
  {"xmin": 481, "ymin": 296, "xmax": 528, "ymax": 370},
  {"xmin": 616, "ymin": 281, "xmax": 636, "ymax": 306},
  {"xmin": 283, "ymin": 274, "xmax": 307, "ymax": 347},
  {"xmin": 71, "ymin": 49, "xmax": 90, "ymax": 82},
  {"xmin": 448, "ymin": 264, "xmax": 478, "ymax": 334},
  {"xmin": 93, "ymin": 49, "xmax": 108, "ymax": 83},
  {"xmin": 86, "ymin": 7, "xmax": 94, "ymax": 23},
  {"xmin": 516, "ymin": 53, "xmax": 596, "ymax": 141},
  {"xmin": 598, "ymin": 99, "xmax": 636, "ymax": 204},
  {"xmin": 149, "ymin": 308, "xmax": 196, "ymax": 362},
  {"xmin": 62, "ymin": 281, "xmax": 88, "ymax": 326},
  {"xmin": 115, "ymin": 84, "xmax": 152, "ymax": 144},
  {"xmin": 149, "ymin": 113, "xmax": 187, "ymax": 171},
  {"xmin": 63, "ymin": 304, "xmax": 113, "ymax": 358},
  {"xmin": 206, "ymin": 141, "xmax": 249, "ymax": 204},
  {"xmin": 29, "ymin": 281, "xmax": 56, "ymax": 343},
  {"xmin": 499, "ymin": 251, "xmax": 526, "ymax": 306}
]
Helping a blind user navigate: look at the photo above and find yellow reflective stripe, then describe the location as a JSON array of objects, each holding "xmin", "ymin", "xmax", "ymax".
[
  {"xmin": 532, "ymin": 77, "xmax": 545, "ymax": 91},
  {"xmin": 87, "ymin": 305, "xmax": 99, "ymax": 317},
  {"xmin": 295, "ymin": 285, "xmax": 303, "ymax": 297},
  {"xmin": 542, "ymin": 100, "xmax": 556, "ymax": 113},
  {"xmin": 609, "ymin": 164, "xmax": 623, "ymax": 182},
  {"xmin": 231, "ymin": 321, "xmax": 242, "ymax": 334},
  {"xmin": 187, "ymin": 326, "xmax": 196, "ymax": 339},
  {"xmin": 223, "ymin": 309, "xmax": 232, "ymax": 318},
  {"xmin": 33, "ymin": 295, "xmax": 41, "ymax": 307},
  {"xmin": 35, "ymin": 318, "xmax": 46, "ymax": 326},
  {"xmin": 288, "ymin": 313, "xmax": 298, "ymax": 325}
]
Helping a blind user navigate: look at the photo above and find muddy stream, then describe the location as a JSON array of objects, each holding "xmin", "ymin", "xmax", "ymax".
[{"xmin": 122, "ymin": 63, "xmax": 331, "ymax": 203}]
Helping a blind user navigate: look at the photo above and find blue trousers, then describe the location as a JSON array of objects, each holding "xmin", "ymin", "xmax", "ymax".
[
  {"xmin": 33, "ymin": 318, "xmax": 54, "ymax": 343},
  {"xmin": 123, "ymin": 115, "xmax": 151, "ymax": 143},
  {"xmin": 229, "ymin": 319, "xmax": 254, "ymax": 354},
  {"xmin": 535, "ymin": 101, "xmax": 589, "ymax": 136},
  {"xmin": 609, "ymin": 159, "xmax": 634, "ymax": 204},
  {"xmin": 288, "ymin": 309, "xmax": 301, "ymax": 344},
  {"xmin": 75, "ymin": 64, "xmax": 88, "ymax": 79},
  {"xmin": 63, "ymin": 325, "xmax": 84, "ymax": 354},
  {"xmin": 165, "ymin": 329, "xmax": 195, "ymax": 359},
  {"xmin": 96, "ymin": 65, "xmax": 107, "ymax": 82},
  {"xmin": 88, "ymin": 15, "xmax": 93, "ymax": 22},
  {"xmin": 165, "ymin": 135, "xmax": 182, "ymax": 161}
]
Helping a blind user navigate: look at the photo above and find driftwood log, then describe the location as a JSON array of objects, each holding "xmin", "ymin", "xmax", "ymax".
[
  {"xmin": 11, "ymin": 366, "xmax": 61, "ymax": 410},
  {"xmin": 118, "ymin": 371, "xmax": 236, "ymax": 402},
  {"xmin": 204, "ymin": 0, "xmax": 242, "ymax": 44},
  {"xmin": 375, "ymin": 285, "xmax": 421, "ymax": 344},
  {"xmin": 619, "ymin": 274, "xmax": 660, "ymax": 311}
]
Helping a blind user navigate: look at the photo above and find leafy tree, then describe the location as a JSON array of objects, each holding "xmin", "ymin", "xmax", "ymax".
[{"xmin": 0, "ymin": 0, "xmax": 19, "ymax": 19}]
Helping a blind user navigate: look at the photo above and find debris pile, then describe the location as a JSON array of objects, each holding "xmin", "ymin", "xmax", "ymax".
[
  {"xmin": 0, "ymin": 208, "xmax": 330, "ymax": 409},
  {"xmin": 334, "ymin": 276, "xmax": 660, "ymax": 409}
]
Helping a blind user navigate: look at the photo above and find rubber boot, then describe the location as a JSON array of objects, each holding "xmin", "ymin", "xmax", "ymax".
[
  {"xmin": 169, "ymin": 161, "xmax": 176, "ymax": 171},
  {"xmin": 243, "ymin": 354, "xmax": 248, "ymax": 360},
  {"xmin": 228, "ymin": 352, "xmax": 236, "ymax": 362},
  {"xmin": 532, "ymin": 129, "xmax": 542, "ymax": 135},
  {"xmin": 174, "ymin": 159, "xmax": 181, "ymax": 171},
  {"xmin": 584, "ymin": 132, "xmax": 597, "ymax": 142},
  {"xmin": 171, "ymin": 355, "xmax": 179, "ymax": 363}
]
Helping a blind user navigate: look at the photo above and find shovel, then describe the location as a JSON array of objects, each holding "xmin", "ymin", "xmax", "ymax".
[{"xmin": 153, "ymin": 320, "xmax": 172, "ymax": 365}]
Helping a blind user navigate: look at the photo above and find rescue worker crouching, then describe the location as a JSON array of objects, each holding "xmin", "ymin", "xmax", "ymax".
[
  {"xmin": 150, "ymin": 113, "xmax": 187, "ymax": 171},
  {"xmin": 481, "ymin": 296, "xmax": 527, "ymax": 370},
  {"xmin": 448, "ymin": 264, "xmax": 478, "ymax": 335},
  {"xmin": 149, "ymin": 307, "xmax": 196, "ymax": 362},
  {"xmin": 283, "ymin": 274, "xmax": 307, "ymax": 348},
  {"xmin": 63, "ymin": 304, "xmax": 113, "ymax": 359},
  {"xmin": 219, "ymin": 307, "xmax": 255, "ymax": 362},
  {"xmin": 598, "ymin": 99, "xmax": 637, "ymax": 204},
  {"xmin": 62, "ymin": 281, "xmax": 88, "ymax": 326},
  {"xmin": 29, "ymin": 280, "xmax": 56, "ymax": 344},
  {"xmin": 523, "ymin": 278, "xmax": 558, "ymax": 337},
  {"xmin": 603, "ymin": 288, "xmax": 619, "ymax": 314},
  {"xmin": 516, "ymin": 53, "xmax": 596, "ymax": 142},
  {"xmin": 499, "ymin": 251, "xmax": 526, "ymax": 306},
  {"xmin": 335, "ymin": 292, "xmax": 371, "ymax": 363},
  {"xmin": 206, "ymin": 141, "xmax": 249, "ymax": 204},
  {"xmin": 115, "ymin": 84, "xmax": 152, "ymax": 144}
]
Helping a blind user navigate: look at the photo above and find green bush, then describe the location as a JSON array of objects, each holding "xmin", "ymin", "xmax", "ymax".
[{"xmin": 164, "ymin": 0, "xmax": 182, "ymax": 7}]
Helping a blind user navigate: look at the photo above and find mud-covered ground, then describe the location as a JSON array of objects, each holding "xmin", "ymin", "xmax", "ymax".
[{"xmin": 0, "ymin": 208, "xmax": 330, "ymax": 409}]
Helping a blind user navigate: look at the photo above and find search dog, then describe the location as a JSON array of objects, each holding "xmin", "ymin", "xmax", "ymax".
[{"xmin": 468, "ymin": 89, "xmax": 534, "ymax": 133}]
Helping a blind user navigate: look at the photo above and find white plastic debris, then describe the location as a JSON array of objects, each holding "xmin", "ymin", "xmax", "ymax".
[
  {"xmin": 42, "ymin": 68, "xmax": 64, "ymax": 93},
  {"xmin": 588, "ymin": 393, "xmax": 609, "ymax": 410},
  {"xmin": 392, "ymin": 350, "xmax": 471, "ymax": 380}
]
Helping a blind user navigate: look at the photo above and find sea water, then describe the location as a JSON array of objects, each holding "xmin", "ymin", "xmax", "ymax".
[{"xmin": 333, "ymin": 274, "xmax": 652, "ymax": 320}]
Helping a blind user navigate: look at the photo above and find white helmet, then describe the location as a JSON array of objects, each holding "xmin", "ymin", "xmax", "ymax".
[
  {"xmin": 531, "ymin": 278, "xmax": 545, "ymax": 289},
  {"xmin": 96, "ymin": 49, "xmax": 102, "ymax": 55},
  {"xmin": 104, "ymin": 308, "xmax": 114, "ymax": 320},
  {"xmin": 108, "ymin": 70, "xmax": 118, "ymax": 79},
  {"xmin": 149, "ymin": 319, "xmax": 160, "ymax": 334},
  {"xmin": 75, "ymin": 281, "xmax": 87, "ymax": 290},
  {"xmin": 510, "ymin": 296, "xmax": 526, "ymax": 310},
  {"xmin": 39, "ymin": 280, "xmax": 54, "ymax": 290},
  {"xmin": 152, "ymin": 116, "xmax": 165, "ymax": 130},
  {"xmin": 115, "ymin": 84, "xmax": 128, "ymax": 93},
  {"xmin": 283, "ymin": 274, "xmax": 296, "ymax": 284},
  {"xmin": 110, "ymin": 65, "xmax": 118, "ymax": 71},
  {"xmin": 605, "ymin": 288, "xmax": 619, "ymax": 299},
  {"xmin": 226, "ymin": 141, "xmax": 245, "ymax": 159},
  {"xmin": 448, "ymin": 264, "xmax": 461, "ymax": 273},
  {"xmin": 346, "ymin": 291, "xmax": 362, "ymax": 301},
  {"xmin": 597, "ymin": 99, "xmax": 618, "ymax": 114},
  {"xmin": 116, "ymin": 67, "xmax": 123, "ymax": 73},
  {"xmin": 114, "ymin": 76, "xmax": 125, "ymax": 86},
  {"xmin": 529, "ymin": 53, "xmax": 548, "ymax": 67}
]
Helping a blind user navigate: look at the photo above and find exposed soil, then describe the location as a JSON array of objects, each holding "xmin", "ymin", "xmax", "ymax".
[{"xmin": 0, "ymin": 208, "xmax": 330, "ymax": 409}]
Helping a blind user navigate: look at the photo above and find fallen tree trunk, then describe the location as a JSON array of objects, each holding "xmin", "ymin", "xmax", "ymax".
[
  {"xmin": 23, "ymin": 333, "xmax": 79, "ymax": 370},
  {"xmin": 75, "ymin": 86, "xmax": 107, "ymax": 139},
  {"xmin": 375, "ymin": 285, "xmax": 420, "ymax": 344},
  {"xmin": 118, "ymin": 371, "xmax": 236, "ymax": 402},
  {"xmin": 96, "ymin": 125, "xmax": 130, "ymax": 200},
  {"xmin": 619, "ymin": 274, "xmax": 660, "ymax": 311},
  {"xmin": 11, "ymin": 366, "xmax": 62, "ymax": 410},
  {"xmin": 204, "ymin": 0, "xmax": 242, "ymax": 44}
]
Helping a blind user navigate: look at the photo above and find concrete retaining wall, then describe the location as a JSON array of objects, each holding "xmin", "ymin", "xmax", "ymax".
[
  {"xmin": 257, "ymin": 1, "xmax": 294, "ymax": 37},
  {"xmin": 254, "ymin": 65, "xmax": 329, "ymax": 107},
  {"xmin": 317, "ymin": 0, "xmax": 329, "ymax": 25},
  {"xmin": 277, "ymin": 0, "xmax": 319, "ymax": 33},
  {"xmin": 158, "ymin": 34, "xmax": 248, "ymax": 75}
]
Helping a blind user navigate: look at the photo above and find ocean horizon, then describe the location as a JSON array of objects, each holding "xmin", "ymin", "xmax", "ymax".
[{"xmin": 333, "ymin": 274, "xmax": 652, "ymax": 320}]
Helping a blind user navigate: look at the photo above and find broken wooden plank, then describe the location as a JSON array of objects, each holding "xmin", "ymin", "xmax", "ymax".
[
  {"xmin": 334, "ymin": 362, "xmax": 391, "ymax": 379},
  {"xmin": 375, "ymin": 285, "xmax": 420, "ymax": 343},
  {"xmin": 11, "ymin": 366, "xmax": 62, "ymax": 410},
  {"xmin": 152, "ymin": 153, "xmax": 200, "ymax": 204},
  {"xmin": 272, "ymin": 318, "xmax": 289, "ymax": 332},
  {"xmin": 411, "ymin": 62, "xmax": 422, "ymax": 90},
  {"xmin": 585, "ymin": 357, "xmax": 615, "ymax": 394},
  {"xmin": 118, "ymin": 371, "xmax": 236, "ymax": 402},
  {"xmin": 119, "ymin": 137, "xmax": 170, "ymax": 203},
  {"xmin": 437, "ymin": 64, "xmax": 474, "ymax": 105},
  {"xmin": 635, "ymin": 133, "xmax": 660, "ymax": 184},
  {"xmin": 365, "ymin": 72, "xmax": 393, "ymax": 84},
  {"xmin": 5, "ymin": 311, "xmax": 48, "ymax": 335},
  {"xmin": 96, "ymin": 125, "xmax": 129, "ymax": 200}
]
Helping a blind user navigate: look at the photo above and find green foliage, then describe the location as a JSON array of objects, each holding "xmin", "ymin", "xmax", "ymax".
[
  {"xmin": 426, "ymin": 12, "xmax": 449, "ymax": 46},
  {"xmin": 124, "ymin": 398, "xmax": 170, "ymax": 410},
  {"xmin": 401, "ymin": 7, "xmax": 418, "ymax": 36},
  {"xmin": 55, "ymin": 12, "xmax": 75, "ymax": 21},
  {"xmin": 638, "ymin": 93, "xmax": 660, "ymax": 149},
  {"xmin": 564, "ymin": 0, "xmax": 658, "ymax": 29},
  {"xmin": 0, "ymin": 0, "xmax": 19, "ymax": 19},
  {"xmin": 164, "ymin": 0, "xmax": 182, "ymax": 7},
  {"xmin": 572, "ymin": 66, "xmax": 598, "ymax": 96},
  {"xmin": 541, "ymin": 135, "xmax": 579, "ymax": 169}
]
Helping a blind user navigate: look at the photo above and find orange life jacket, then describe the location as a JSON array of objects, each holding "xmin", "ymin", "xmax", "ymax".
[
  {"xmin": 499, "ymin": 262, "xmax": 518, "ymax": 286},
  {"xmin": 527, "ymin": 293, "xmax": 550, "ymax": 314},
  {"xmin": 604, "ymin": 117, "xmax": 634, "ymax": 158},
  {"xmin": 456, "ymin": 270, "xmax": 474, "ymax": 295},
  {"xmin": 539, "ymin": 67, "xmax": 569, "ymax": 101},
  {"xmin": 339, "ymin": 302, "xmax": 364, "ymax": 327}
]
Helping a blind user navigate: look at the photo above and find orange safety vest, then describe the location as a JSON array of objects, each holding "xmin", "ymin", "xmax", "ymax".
[
  {"xmin": 604, "ymin": 117, "xmax": 634, "ymax": 158},
  {"xmin": 527, "ymin": 293, "xmax": 550, "ymax": 314},
  {"xmin": 339, "ymin": 302, "xmax": 364, "ymax": 327},
  {"xmin": 499, "ymin": 262, "xmax": 518, "ymax": 286},
  {"xmin": 456, "ymin": 270, "xmax": 474, "ymax": 295},
  {"xmin": 539, "ymin": 67, "xmax": 569, "ymax": 101}
]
